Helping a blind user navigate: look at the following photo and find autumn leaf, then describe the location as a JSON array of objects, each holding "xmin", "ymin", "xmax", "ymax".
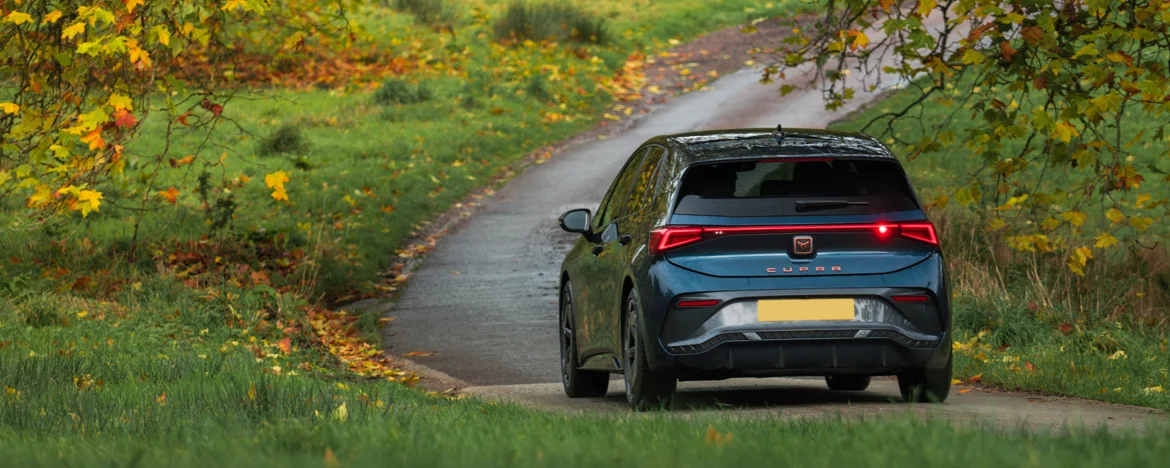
[
  {"xmin": 4, "ymin": 11, "xmax": 33, "ymax": 25},
  {"xmin": 76, "ymin": 190, "xmax": 103, "ymax": 217},
  {"xmin": 278, "ymin": 338, "xmax": 292, "ymax": 355},
  {"xmin": 169, "ymin": 155, "xmax": 195, "ymax": 167},
  {"xmin": 124, "ymin": 0, "xmax": 144, "ymax": 14},
  {"xmin": 80, "ymin": 129, "xmax": 106, "ymax": 150},
  {"xmin": 247, "ymin": 382, "xmax": 257, "ymax": 400},
  {"xmin": 114, "ymin": 109, "xmax": 137, "ymax": 129},
  {"xmin": 153, "ymin": 25, "xmax": 171, "ymax": 46},
  {"xmin": 1066, "ymin": 246, "xmax": 1093, "ymax": 276},
  {"xmin": 158, "ymin": 187, "xmax": 180, "ymax": 204},
  {"xmin": 332, "ymin": 402, "xmax": 349, "ymax": 422},
  {"xmin": 915, "ymin": 0, "xmax": 936, "ymax": 17},
  {"xmin": 156, "ymin": 392, "xmax": 167, "ymax": 405},
  {"xmin": 967, "ymin": 374, "xmax": 983, "ymax": 384},
  {"xmin": 1060, "ymin": 211, "xmax": 1086, "ymax": 227},
  {"xmin": 0, "ymin": 102, "xmax": 17, "ymax": 115},
  {"xmin": 403, "ymin": 351, "xmax": 436, "ymax": 357},
  {"xmin": 1094, "ymin": 233, "xmax": 1118, "ymax": 248},
  {"xmin": 1052, "ymin": 122, "xmax": 1079, "ymax": 142},
  {"xmin": 42, "ymin": 11, "xmax": 63, "ymax": 24},
  {"xmin": 108, "ymin": 94, "xmax": 133, "ymax": 111},
  {"xmin": 62, "ymin": 22, "xmax": 86, "ymax": 40},
  {"xmin": 1105, "ymin": 208, "xmax": 1126, "ymax": 224},
  {"xmin": 265, "ymin": 171, "xmax": 290, "ymax": 202}
]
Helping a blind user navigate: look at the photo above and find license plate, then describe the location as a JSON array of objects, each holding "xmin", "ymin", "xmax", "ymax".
[{"xmin": 757, "ymin": 298, "xmax": 855, "ymax": 322}]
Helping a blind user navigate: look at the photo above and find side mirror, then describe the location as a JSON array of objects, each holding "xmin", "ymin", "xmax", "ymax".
[{"xmin": 558, "ymin": 208, "xmax": 592, "ymax": 235}]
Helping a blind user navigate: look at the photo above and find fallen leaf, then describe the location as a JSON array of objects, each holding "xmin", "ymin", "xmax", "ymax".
[
  {"xmin": 403, "ymin": 351, "xmax": 436, "ymax": 357},
  {"xmin": 967, "ymin": 374, "xmax": 983, "ymax": 384},
  {"xmin": 157, "ymin": 187, "xmax": 180, "ymax": 204},
  {"xmin": 956, "ymin": 389, "xmax": 971, "ymax": 394}
]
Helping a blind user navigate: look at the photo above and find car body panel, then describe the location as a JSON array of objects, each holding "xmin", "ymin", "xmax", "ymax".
[{"xmin": 558, "ymin": 128, "xmax": 951, "ymax": 382}]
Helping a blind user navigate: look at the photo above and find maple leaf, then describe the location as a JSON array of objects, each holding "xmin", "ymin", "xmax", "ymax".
[
  {"xmin": 176, "ymin": 112, "xmax": 191, "ymax": 126},
  {"xmin": 76, "ymin": 190, "xmax": 103, "ymax": 217},
  {"xmin": 153, "ymin": 25, "xmax": 171, "ymax": 46},
  {"xmin": 124, "ymin": 0, "xmax": 144, "ymax": 14},
  {"xmin": 42, "ymin": 11, "xmax": 63, "ymax": 24},
  {"xmin": 80, "ymin": 128, "xmax": 106, "ymax": 150},
  {"xmin": 265, "ymin": 171, "xmax": 290, "ymax": 202},
  {"xmin": 157, "ymin": 187, "xmax": 180, "ymax": 204},
  {"xmin": 26, "ymin": 185, "xmax": 52, "ymax": 208},
  {"xmin": 278, "ymin": 338, "xmax": 292, "ymax": 355},
  {"xmin": 108, "ymin": 94, "xmax": 133, "ymax": 111},
  {"xmin": 4, "ymin": 11, "xmax": 33, "ymax": 25},
  {"xmin": 113, "ymin": 109, "xmax": 137, "ymax": 129},
  {"xmin": 0, "ymin": 102, "xmax": 17, "ymax": 115},
  {"xmin": 62, "ymin": 22, "xmax": 86, "ymax": 40}
]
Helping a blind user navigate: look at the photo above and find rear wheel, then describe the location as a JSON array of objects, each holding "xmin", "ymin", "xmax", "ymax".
[
  {"xmin": 825, "ymin": 375, "xmax": 871, "ymax": 391},
  {"xmin": 622, "ymin": 290, "xmax": 676, "ymax": 410},
  {"xmin": 560, "ymin": 281, "xmax": 608, "ymax": 398},
  {"xmin": 897, "ymin": 355, "xmax": 952, "ymax": 403}
]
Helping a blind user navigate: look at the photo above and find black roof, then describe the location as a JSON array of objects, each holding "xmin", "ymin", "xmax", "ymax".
[{"xmin": 660, "ymin": 128, "xmax": 895, "ymax": 164}]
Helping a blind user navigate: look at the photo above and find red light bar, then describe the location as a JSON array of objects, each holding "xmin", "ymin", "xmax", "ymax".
[
  {"xmin": 892, "ymin": 295, "xmax": 930, "ymax": 303},
  {"xmin": 757, "ymin": 157, "xmax": 833, "ymax": 163},
  {"xmin": 675, "ymin": 299, "xmax": 721, "ymax": 308},
  {"xmin": 647, "ymin": 221, "xmax": 940, "ymax": 255}
]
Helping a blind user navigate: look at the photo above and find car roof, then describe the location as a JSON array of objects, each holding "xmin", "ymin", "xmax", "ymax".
[{"xmin": 657, "ymin": 128, "xmax": 895, "ymax": 164}]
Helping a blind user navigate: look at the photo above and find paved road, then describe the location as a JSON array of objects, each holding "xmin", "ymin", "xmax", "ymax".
[{"xmin": 381, "ymin": 16, "xmax": 1165, "ymax": 428}]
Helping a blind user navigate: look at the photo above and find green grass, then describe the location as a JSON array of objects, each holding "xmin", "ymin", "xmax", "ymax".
[{"xmin": 831, "ymin": 81, "xmax": 1170, "ymax": 409}]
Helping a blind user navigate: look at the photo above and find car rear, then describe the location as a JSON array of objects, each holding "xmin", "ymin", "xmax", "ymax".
[{"xmin": 641, "ymin": 155, "xmax": 952, "ymax": 388}]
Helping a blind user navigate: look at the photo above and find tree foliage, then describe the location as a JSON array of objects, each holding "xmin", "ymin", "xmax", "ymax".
[
  {"xmin": 772, "ymin": 0, "xmax": 1170, "ymax": 274},
  {"xmin": 0, "ymin": 0, "xmax": 354, "ymax": 225}
]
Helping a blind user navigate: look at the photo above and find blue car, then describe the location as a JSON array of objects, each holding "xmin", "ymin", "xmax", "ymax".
[{"xmin": 557, "ymin": 126, "xmax": 952, "ymax": 408}]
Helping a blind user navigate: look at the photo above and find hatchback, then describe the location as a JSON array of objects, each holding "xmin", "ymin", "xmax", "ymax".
[{"xmin": 557, "ymin": 126, "xmax": 952, "ymax": 408}]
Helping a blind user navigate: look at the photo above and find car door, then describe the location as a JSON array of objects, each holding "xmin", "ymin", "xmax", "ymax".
[{"xmin": 589, "ymin": 147, "xmax": 657, "ymax": 355}]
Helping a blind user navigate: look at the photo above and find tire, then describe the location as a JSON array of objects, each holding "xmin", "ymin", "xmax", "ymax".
[
  {"xmin": 622, "ymin": 289, "xmax": 676, "ymax": 410},
  {"xmin": 825, "ymin": 375, "xmax": 871, "ymax": 391},
  {"xmin": 897, "ymin": 354, "xmax": 952, "ymax": 403},
  {"xmin": 560, "ymin": 281, "xmax": 609, "ymax": 398}
]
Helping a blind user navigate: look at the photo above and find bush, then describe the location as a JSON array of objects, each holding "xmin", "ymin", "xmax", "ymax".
[
  {"xmin": 388, "ymin": 0, "xmax": 459, "ymax": 27},
  {"xmin": 258, "ymin": 124, "xmax": 311, "ymax": 157},
  {"xmin": 493, "ymin": 1, "xmax": 607, "ymax": 45},
  {"xmin": 372, "ymin": 78, "xmax": 433, "ymax": 106}
]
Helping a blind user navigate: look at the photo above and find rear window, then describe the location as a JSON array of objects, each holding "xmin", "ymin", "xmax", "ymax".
[{"xmin": 674, "ymin": 159, "xmax": 918, "ymax": 217}]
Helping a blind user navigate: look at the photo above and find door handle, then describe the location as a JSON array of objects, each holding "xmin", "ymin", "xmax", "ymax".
[
  {"xmin": 619, "ymin": 235, "xmax": 632, "ymax": 246},
  {"xmin": 591, "ymin": 245, "xmax": 604, "ymax": 256}
]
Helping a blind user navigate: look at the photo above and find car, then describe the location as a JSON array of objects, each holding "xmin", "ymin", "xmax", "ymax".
[{"xmin": 556, "ymin": 126, "xmax": 952, "ymax": 409}]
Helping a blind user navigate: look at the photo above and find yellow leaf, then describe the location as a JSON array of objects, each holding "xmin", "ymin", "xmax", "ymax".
[
  {"xmin": 332, "ymin": 402, "xmax": 349, "ymax": 422},
  {"xmin": 1130, "ymin": 216, "xmax": 1155, "ymax": 231},
  {"xmin": 62, "ymin": 22, "xmax": 86, "ymax": 40},
  {"xmin": 0, "ymin": 102, "xmax": 17, "ymax": 115},
  {"xmin": 222, "ymin": 0, "xmax": 245, "ymax": 11},
  {"xmin": 1135, "ymin": 194, "xmax": 1152, "ymax": 208},
  {"xmin": 26, "ymin": 184, "xmax": 51, "ymax": 208},
  {"xmin": 265, "ymin": 171, "xmax": 290, "ymax": 202},
  {"xmin": 108, "ymin": 94, "xmax": 133, "ymax": 111},
  {"xmin": 848, "ymin": 30, "xmax": 870, "ymax": 50},
  {"xmin": 1106, "ymin": 208, "xmax": 1125, "ymax": 224},
  {"xmin": 43, "ymin": 11, "xmax": 63, "ymax": 24},
  {"xmin": 153, "ymin": 25, "xmax": 171, "ymax": 46},
  {"xmin": 916, "ymin": 0, "xmax": 936, "ymax": 16},
  {"xmin": 1053, "ymin": 122, "xmax": 1079, "ymax": 142},
  {"xmin": 248, "ymin": 382, "xmax": 257, "ymax": 400},
  {"xmin": 1066, "ymin": 246, "xmax": 1093, "ymax": 277},
  {"xmin": 4, "ymin": 11, "xmax": 33, "ymax": 25},
  {"xmin": 1060, "ymin": 211, "xmax": 1086, "ymax": 227},
  {"xmin": 125, "ymin": 0, "xmax": 144, "ymax": 14},
  {"xmin": 76, "ymin": 190, "xmax": 103, "ymax": 217},
  {"xmin": 1094, "ymin": 233, "xmax": 1118, "ymax": 248}
]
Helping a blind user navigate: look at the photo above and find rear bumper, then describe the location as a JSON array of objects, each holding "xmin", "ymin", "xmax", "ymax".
[{"xmin": 639, "ymin": 253, "xmax": 952, "ymax": 378}]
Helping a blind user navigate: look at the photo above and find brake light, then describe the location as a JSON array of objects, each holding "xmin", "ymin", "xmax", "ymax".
[
  {"xmin": 675, "ymin": 299, "xmax": 721, "ymax": 308},
  {"xmin": 649, "ymin": 227, "xmax": 703, "ymax": 255},
  {"xmin": 898, "ymin": 223, "xmax": 938, "ymax": 245}
]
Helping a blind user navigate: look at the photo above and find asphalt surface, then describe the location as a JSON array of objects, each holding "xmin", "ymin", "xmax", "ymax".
[
  {"xmin": 381, "ymin": 16, "xmax": 1165, "ymax": 428},
  {"xmin": 383, "ymin": 63, "xmax": 885, "ymax": 386}
]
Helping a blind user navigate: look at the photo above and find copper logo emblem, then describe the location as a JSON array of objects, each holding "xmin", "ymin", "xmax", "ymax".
[{"xmin": 793, "ymin": 236, "xmax": 814, "ymax": 255}]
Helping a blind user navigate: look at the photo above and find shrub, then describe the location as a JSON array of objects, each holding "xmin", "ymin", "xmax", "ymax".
[
  {"xmin": 372, "ymin": 78, "xmax": 433, "ymax": 106},
  {"xmin": 493, "ymin": 1, "xmax": 607, "ymax": 45},
  {"xmin": 258, "ymin": 124, "xmax": 311, "ymax": 157},
  {"xmin": 388, "ymin": 0, "xmax": 460, "ymax": 27}
]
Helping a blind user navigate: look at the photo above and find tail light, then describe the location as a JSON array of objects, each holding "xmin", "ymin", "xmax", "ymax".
[
  {"xmin": 892, "ymin": 294, "xmax": 931, "ymax": 303},
  {"xmin": 675, "ymin": 299, "xmax": 721, "ymax": 308},
  {"xmin": 647, "ymin": 221, "xmax": 939, "ymax": 255},
  {"xmin": 649, "ymin": 227, "xmax": 703, "ymax": 255}
]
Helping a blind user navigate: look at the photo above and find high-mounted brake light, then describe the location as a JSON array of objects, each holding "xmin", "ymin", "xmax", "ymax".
[
  {"xmin": 675, "ymin": 299, "xmax": 721, "ymax": 308},
  {"xmin": 647, "ymin": 221, "xmax": 940, "ymax": 255}
]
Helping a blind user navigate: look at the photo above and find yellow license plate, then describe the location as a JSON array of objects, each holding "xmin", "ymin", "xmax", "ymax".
[{"xmin": 757, "ymin": 298, "xmax": 855, "ymax": 322}]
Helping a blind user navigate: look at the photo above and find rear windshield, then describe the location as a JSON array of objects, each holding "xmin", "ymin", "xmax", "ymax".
[{"xmin": 674, "ymin": 159, "xmax": 919, "ymax": 217}]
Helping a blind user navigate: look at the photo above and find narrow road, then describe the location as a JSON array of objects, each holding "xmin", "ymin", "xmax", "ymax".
[{"xmin": 381, "ymin": 17, "xmax": 1164, "ymax": 429}]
